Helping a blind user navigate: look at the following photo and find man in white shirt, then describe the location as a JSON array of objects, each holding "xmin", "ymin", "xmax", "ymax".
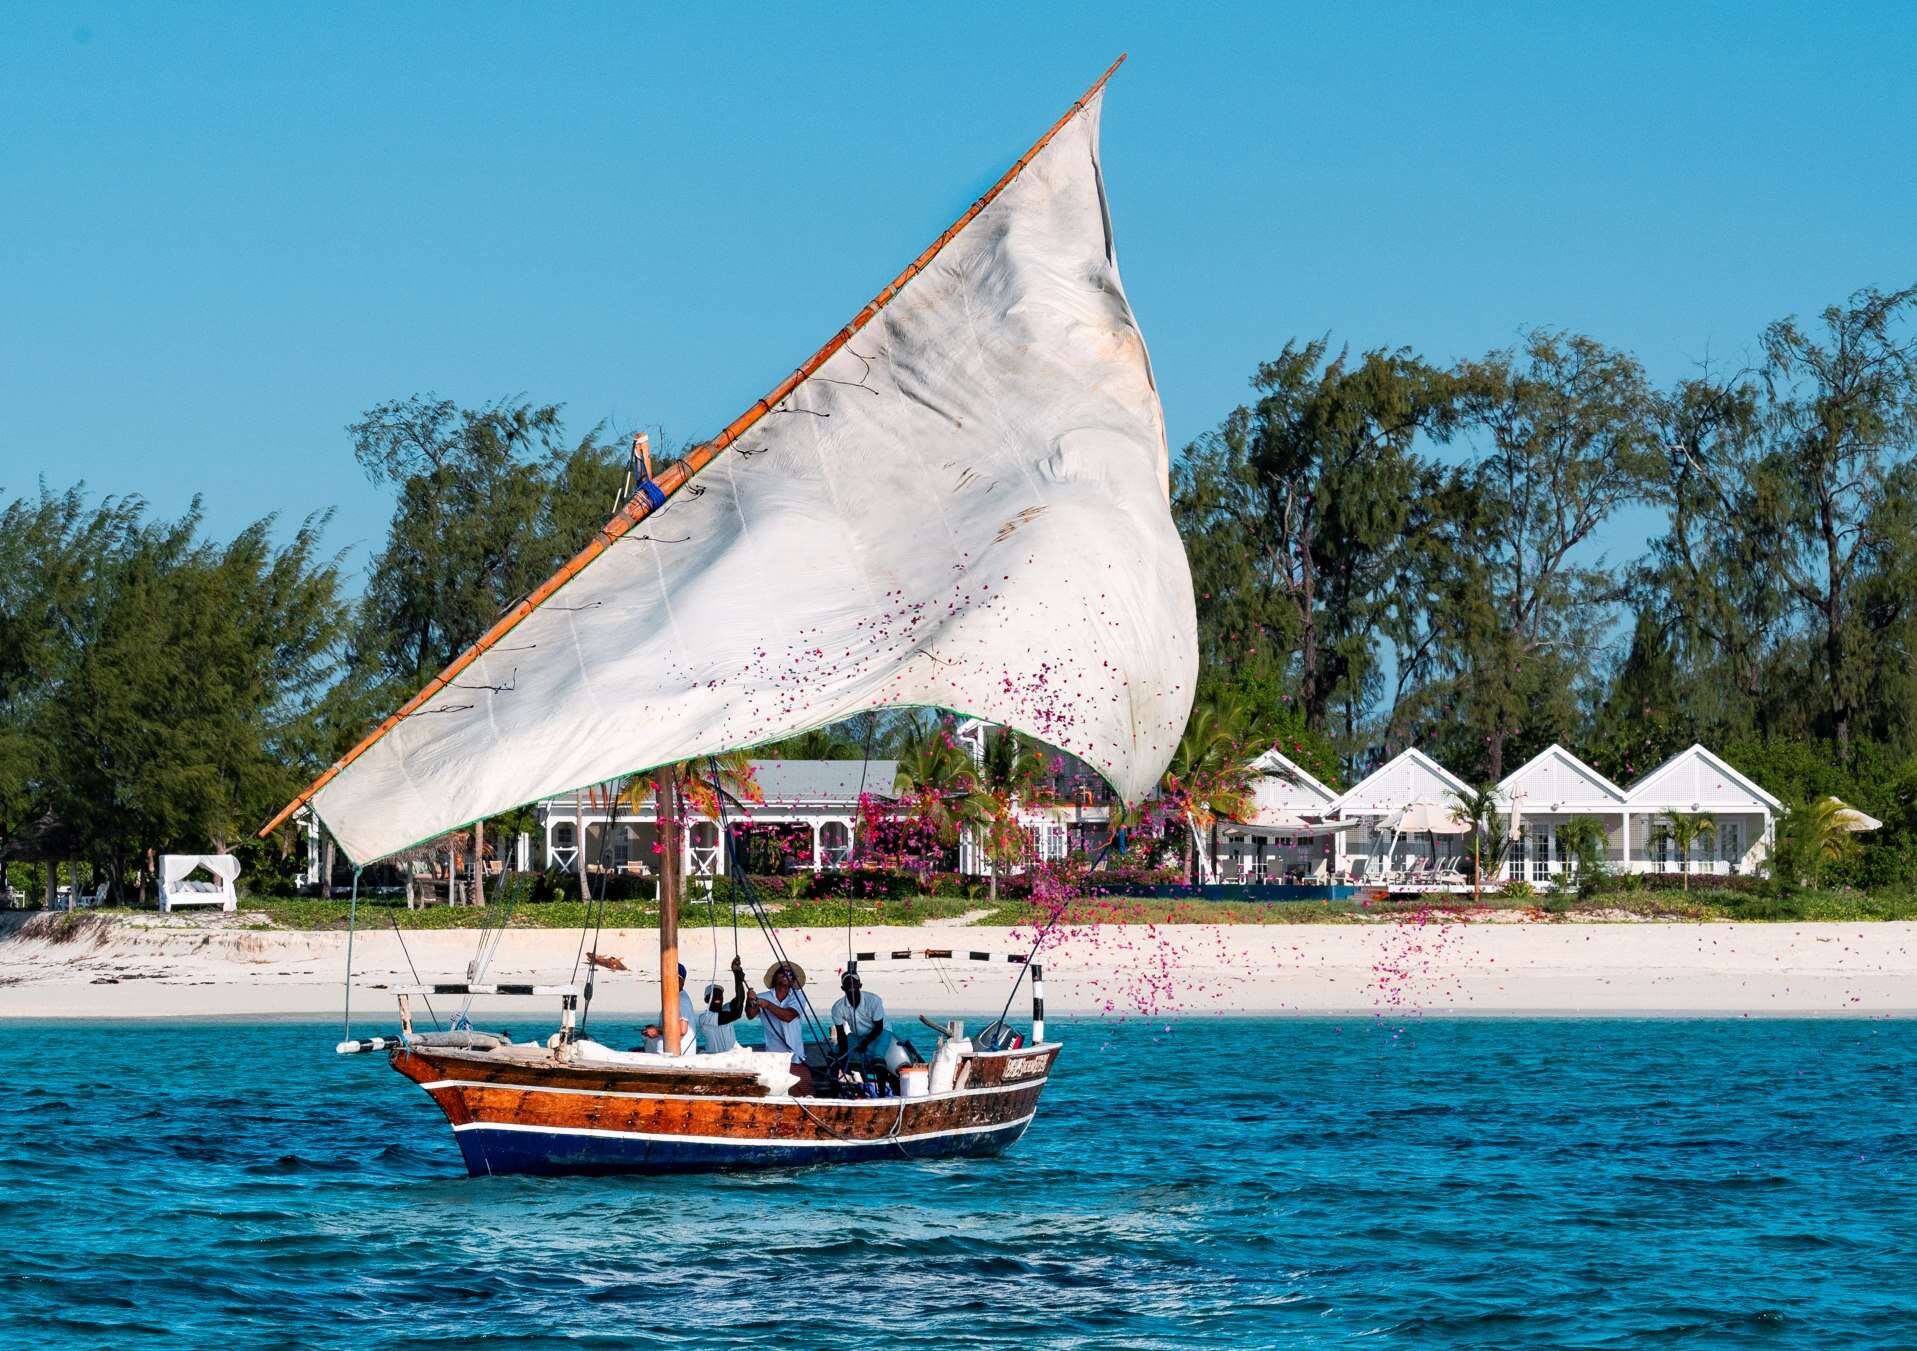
[
  {"xmin": 755, "ymin": 960, "xmax": 813, "ymax": 1095},
  {"xmin": 830, "ymin": 970, "xmax": 891, "ymax": 1085},
  {"xmin": 696, "ymin": 955, "xmax": 751, "ymax": 1054}
]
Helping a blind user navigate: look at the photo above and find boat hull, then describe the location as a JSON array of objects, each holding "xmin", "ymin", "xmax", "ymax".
[{"xmin": 393, "ymin": 1042, "xmax": 1060, "ymax": 1177}]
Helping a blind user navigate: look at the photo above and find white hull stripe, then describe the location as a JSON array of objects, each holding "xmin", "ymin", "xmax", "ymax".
[
  {"xmin": 451, "ymin": 1111, "xmax": 1037, "ymax": 1149},
  {"xmin": 421, "ymin": 1075, "xmax": 1046, "ymax": 1106}
]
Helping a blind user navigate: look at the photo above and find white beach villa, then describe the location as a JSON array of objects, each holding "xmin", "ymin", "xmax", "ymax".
[
  {"xmin": 1215, "ymin": 741, "xmax": 1782, "ymax": 889},
  {"xmin": 1213, "ymin": 748, "xmax": 1346, "ymax": 882},
  {"xmin": 536, "ymin": 759, "xmax": 898, "ymax": 879}
]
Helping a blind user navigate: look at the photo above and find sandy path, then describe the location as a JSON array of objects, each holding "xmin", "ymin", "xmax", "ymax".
[{"xmin": 2, "ymin": 914, "xmax": 1913, "ymax": 1022}]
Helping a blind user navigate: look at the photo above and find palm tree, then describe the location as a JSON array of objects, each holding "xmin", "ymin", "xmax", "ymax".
[
  {"xmin": 1448, "ymin": 784, "xmax": 1511, "ymax": 900},
  {"xmin": 1652, "ymin": 811, "xmax": 1716, "ymax": 890},
  {"xmin": 1553, "ymin": 815, "xmax": 1608, "ymax": 894},
  {"xmin": 1771, "ymin": 796, "xmax": 1855, "ymax": 889},
  {"xmin": 971, "ymin": 728, "xmax": 1051, "ymax": 901},
  {"xmin": 893, "ymin": 720, "xmax": 986, "ymax": 867},
  {"xmin": 619, "ymin": 751, "xmax": 763, "ymax": 904},
  {"xmin": 1162, "ymin": 696, "xmax": 1260, "ymax": 884},
  {"xmin": 755, "ymin": 726, "xmax": 857, "ymax": 760}
]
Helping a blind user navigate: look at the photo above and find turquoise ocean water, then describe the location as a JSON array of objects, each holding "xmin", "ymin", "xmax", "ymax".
[{"xmin": 4, "ymin": 1015, "xmax": 1914, "ymax": 1348}]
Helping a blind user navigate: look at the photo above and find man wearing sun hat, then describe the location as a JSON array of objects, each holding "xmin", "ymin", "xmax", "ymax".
[{"xmin": 754, "ymin": 959, "xmax": 814, "ymax": 1095}]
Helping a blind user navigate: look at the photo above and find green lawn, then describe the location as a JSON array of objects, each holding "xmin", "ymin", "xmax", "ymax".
[{"xmin": 48, "ymin": 885, "xmax": 1917, "ymax": 931}]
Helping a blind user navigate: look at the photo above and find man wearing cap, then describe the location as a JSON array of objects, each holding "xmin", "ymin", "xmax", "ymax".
[
  {"xmin": 754, "ymin": 960, "xmax": 814, "ymax": 1095},
  {"xmin": 830, "ymin": 969, "xmax": 892, "ymax": 1086},
  {"xmin": 640, "ymin": 962, "xmax": 697, "ymax": 1055},
  {"xmin": 695, "ymin": 955, "xmax": 751, "ymax": 1054}
]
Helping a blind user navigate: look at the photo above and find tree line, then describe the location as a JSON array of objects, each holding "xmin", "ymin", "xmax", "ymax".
[
  {"xmin": 1176, "ymin": 287, "xmax": 1917, "ymax": 821},
  {"xmin": 1, "ymin": 398, "xmax": 638, "ymax": 899},
  {"xmin": 4, "ymin": 284, "xmax": 1915, "ymax": 900}
]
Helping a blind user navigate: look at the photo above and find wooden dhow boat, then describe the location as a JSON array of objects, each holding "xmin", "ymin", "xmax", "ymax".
[
  {"xmin": 355, "ymin": 961, "xmax": 1059, "ymax": 1175},
  {"xmin": 263, "ymin": 56, "xmax": 1197, "ymax": 1177}
]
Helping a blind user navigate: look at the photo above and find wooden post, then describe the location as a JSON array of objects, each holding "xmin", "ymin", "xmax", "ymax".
[
  {"xmin": 657, "ymin": 766, "xmax": 682, "ymax": 1054},
  {"xmin": 473, "ymin": 819, "xmax": 486, "ymax": 908}
]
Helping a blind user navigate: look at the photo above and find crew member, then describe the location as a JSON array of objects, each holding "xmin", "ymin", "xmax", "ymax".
[
  {"xmin": 641, "ymin": 962, "xmax": 696, "ymax": 1055},
  {"xmin": 696, "ymin": 955, "xmax": 751, "ymax": 1053},
  {"xmin": 830, "ymin": 969, "xmax": 892, "ymax": 1086},
  {"xmin": 755, "ymin": 960, "xmax": 813, "ymax": 1095}
]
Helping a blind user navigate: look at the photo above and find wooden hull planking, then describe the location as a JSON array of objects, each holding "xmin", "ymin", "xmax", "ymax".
[{"xmin": 392, "ymin": 1042, "xmax": 1061, "ymax": 1176}]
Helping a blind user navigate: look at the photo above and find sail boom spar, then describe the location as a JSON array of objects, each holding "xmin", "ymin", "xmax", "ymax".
[{"xmin": 259, "ymin": 54, "xmax": 1129, "ymax": 844}]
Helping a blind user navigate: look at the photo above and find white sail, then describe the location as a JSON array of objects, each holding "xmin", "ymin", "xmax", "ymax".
[{"xmin": 308, "ymin": 89, "xmax": 1197, "ymax": 864}]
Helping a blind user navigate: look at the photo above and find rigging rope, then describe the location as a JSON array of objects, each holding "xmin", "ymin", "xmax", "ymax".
[
  {"xmin": 985, "ymin": 835, "xmax": 1116, "ymax": 1044},
  {"xmin": 708, "ymin": 758, "xmax": 832, "ymax": 1051},
  {"xmin": 456, "ymin": 827, "xmax": 525, "ymax": 1029},
  {"xmin": 575, "ymin": 779, "xmax": 624, "ymax": 1037},
  {"xmin": 391, "ymin": 916, "xmax": 442, "ymax": 1031},
  {"xmin": 848, "ymin": 714, "xmax": 879, "ymax": 966}
]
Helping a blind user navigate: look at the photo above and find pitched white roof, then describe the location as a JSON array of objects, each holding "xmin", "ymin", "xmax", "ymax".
[
  {"xmin": 1334, "ymin": 746, "xmax": 1471, "ymax": 815},
  {"xmin": 1496, "ymin": 744, "xmax": 1628, "ymax": 811},
  {"xmin": 1624, "ymin": 744, "xmax": 1782, "ymax": 812},
  {"xmin": 1247, "ymin": 748, "xmax": 1339, "ymax": 811}
]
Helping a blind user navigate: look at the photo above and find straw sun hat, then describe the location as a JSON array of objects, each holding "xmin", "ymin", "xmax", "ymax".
[{"xmin": 764, "ymin": 961, "xmax": 806, "ymax": 990}]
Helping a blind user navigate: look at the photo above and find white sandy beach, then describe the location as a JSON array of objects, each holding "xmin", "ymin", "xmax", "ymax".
[{"xmin": 1, "ymin": 912, "xmax": 1913, "ymax": 1021}]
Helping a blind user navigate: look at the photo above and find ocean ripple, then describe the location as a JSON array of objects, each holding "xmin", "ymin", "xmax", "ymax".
[{"xmin": 0, "ymin": 1016, "xmax": 1912, "ymax": 1347}]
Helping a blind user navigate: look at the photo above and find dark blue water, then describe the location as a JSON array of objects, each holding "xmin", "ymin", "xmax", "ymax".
[{"xmin": 4, "ymin": 1017, "xmax": 1914, "ymax": 1349}]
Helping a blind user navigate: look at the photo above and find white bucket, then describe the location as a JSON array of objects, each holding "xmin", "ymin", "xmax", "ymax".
[{"xmin": 897, "ymin": 1064, "xmax": 930, "ymax": 1099}]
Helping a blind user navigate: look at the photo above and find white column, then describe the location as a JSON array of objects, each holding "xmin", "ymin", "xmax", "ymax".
[
  {"xmin": 1620, "ymin": 811, "xmax": 1630, "ymax": 874},
  {"xmin": 810, "ymin": 822, "xmax": 822, "ymax": 871}
]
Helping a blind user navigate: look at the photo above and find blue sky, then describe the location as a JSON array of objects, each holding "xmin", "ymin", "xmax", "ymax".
[{"xmin": 3, "ymin": 2, "xmax": 1913, "ymax": 581}]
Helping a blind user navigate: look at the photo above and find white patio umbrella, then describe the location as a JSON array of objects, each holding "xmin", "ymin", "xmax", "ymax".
[
  {"xmin": 1820, "ymin": 796, "xmax": 1883, "ymax": 832},
  {"xmin": 1378, "ymin": 802, "xmax": 1470, "ymax": 878},
  {"xmin": 1381, "ymin": 802, "xmax": 1471, "ymax": 834}
]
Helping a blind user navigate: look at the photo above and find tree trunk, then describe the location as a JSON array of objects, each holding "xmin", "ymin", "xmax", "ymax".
[
  {"xmin": 576, "ymin": 790, "xmax": 589, "ymax": 901},
  {"xmin": 322, "ymin": 835, "xmax": 336, "ymax": 900},
  {"xmin": 473, "ymin": 819, "xmax": 486, "ymax": 908},
  {"xmin": 404, "ymin": 864, "xmax": 416, "ymax": 910}
]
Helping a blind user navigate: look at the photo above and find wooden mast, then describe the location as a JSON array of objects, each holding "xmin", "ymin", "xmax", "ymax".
[
  {"xmin": 655, "ymin": 767, "xmax": 681, "ymax": 1053},
  {"xmin": 259, "ymin": 55, "xmax": 1128, "ymax": 847}
]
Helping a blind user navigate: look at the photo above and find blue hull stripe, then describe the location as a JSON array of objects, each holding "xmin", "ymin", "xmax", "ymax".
[{"xmin": 453, "ymin": 1115, "xmax": 1035, "ymax": 1176}]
